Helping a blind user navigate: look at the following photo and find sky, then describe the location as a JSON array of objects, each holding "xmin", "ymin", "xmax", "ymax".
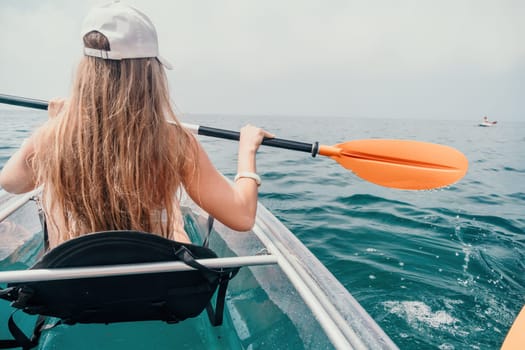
[{"xmin": 1, "ymin": 0, "xmax": 523, "ymax": 121}]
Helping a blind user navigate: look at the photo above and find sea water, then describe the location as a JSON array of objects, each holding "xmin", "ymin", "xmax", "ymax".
[{"xmin": 0, "ymin": 108, "xmax": 523, "ymax": 349}]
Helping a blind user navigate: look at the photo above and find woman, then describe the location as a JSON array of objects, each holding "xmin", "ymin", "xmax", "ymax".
[{"xmin": 0, "ymin": 2, "xmax": 272, "ymax": 249}]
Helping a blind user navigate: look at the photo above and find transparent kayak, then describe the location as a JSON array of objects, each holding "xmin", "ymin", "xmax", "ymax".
[{"xmin": 0, "ymin": 189, "xmax": 397, "ymax": 349}]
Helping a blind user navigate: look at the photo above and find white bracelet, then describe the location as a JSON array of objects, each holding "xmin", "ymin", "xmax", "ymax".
[{"xmin": 234, "ymin": 172, "xmax": 261, "ymax": 186}]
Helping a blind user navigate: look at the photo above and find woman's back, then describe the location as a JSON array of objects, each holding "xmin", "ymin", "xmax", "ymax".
[
  {"xmin": 33, "ymin": 29, "xmax": 197, "ymax": 246},
  {"xmin": 0, "ymin": 1, "xmax": 271, "ymax": 249}
]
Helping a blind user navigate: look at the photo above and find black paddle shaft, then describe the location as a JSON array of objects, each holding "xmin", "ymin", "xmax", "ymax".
[
  {"xmin": 198, "ymin": 126, "xmax": 319, "ymax": 157},
  {"xmin": 0, "ymin": 93, "xmax": 319, "ymax": 157},
  {"xmin": 0, "ymin": 94, "xmax": 48, "ymax": 110}
]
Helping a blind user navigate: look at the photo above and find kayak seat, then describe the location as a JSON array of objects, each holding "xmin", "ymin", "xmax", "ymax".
[{"xmin": 0, "ymin": 230, "xmax": 240, "ymax": 349}]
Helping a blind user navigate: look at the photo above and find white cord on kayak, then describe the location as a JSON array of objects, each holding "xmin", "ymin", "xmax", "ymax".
[{"xmin": 234, "ymin": 172, "xmax": 261, "ymax": 187}]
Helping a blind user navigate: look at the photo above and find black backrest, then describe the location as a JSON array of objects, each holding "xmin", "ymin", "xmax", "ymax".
[{"xmin": 6, "ymin": 231, "xmax": 229, "ymax": 325}]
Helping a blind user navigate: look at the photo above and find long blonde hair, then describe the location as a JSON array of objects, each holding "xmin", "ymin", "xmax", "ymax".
[{"xmin": 34, "ymin": 31, "xmax": 196, "ymax": 241}]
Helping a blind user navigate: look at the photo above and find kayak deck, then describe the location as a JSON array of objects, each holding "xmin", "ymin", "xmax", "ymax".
[{"xmin": 0, "ymin": 189, "xmax": 398, "ymax": 349}]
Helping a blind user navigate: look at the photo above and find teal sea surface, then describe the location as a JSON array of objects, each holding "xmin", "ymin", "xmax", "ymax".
[{"xmin": 1, "ymin": 108, "xmax": 524, "ymax": 349}]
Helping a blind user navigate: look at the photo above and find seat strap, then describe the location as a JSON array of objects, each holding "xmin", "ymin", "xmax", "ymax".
[
  {"xmin": 205, "ymin": 269, "xmax": 239, "ymax": 326},
  {"xmin": 0, "ymin": 287, "xmax": 15, "ymax": 301},
  {"xmin": 0, "ymin": 312, "xmax": 50, "ymax": 350},
  {"xmin": 173, "ymin": 245, "xmax": 240, "ymax": 327},
  {"xmin": 202, "ymin": 216, "xmax": 215, "ymax": 249},
  {"xmin": 0, "ymin": 337, "xmax": 19, "ymax": 349},
  {"xmin": 173, "ymin": 246, "xmax": 218, "ymax": 275},
  {"xmin": 34, "ymin": 196, "xmax": 49, "ymax": 253},
  {"xmin": 0, "ymin": 339, "xmax": 19, "ymax": 349}
]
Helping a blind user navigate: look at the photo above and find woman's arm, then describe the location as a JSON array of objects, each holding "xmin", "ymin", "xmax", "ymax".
[
  {"xmin": 0, "ymin": 99, "xmax": 65, "ymax": 194},
  {"xmin": 0, "ymin": 136, "xmax": 38, "ymax": 194},
  {"xmin": 184, "ymin": 125, "xmax": 273, "ymax": 232}
]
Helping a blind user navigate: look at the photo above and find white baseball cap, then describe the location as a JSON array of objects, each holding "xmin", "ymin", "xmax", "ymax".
[{"xmin": 80, "ymin": 1, "xmax": 172, "ymax": 69}]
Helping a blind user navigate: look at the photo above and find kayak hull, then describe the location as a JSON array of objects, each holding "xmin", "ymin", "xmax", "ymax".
[{"xmin": 0, "ymin": 189, "xmax": 398, "ymax": 349}]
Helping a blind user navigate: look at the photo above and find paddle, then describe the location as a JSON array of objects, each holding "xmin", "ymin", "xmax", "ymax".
[
  {"xmin": 501, "ymin": 305, "xmax": 525, "ymax": 350},
  {"xmin": 0, "ymin": 93, "xmax": 468, "ymax": 190}
]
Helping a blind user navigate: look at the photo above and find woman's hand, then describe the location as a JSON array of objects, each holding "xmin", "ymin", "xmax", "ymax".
[
  {"xmin": 238, "ymin": 124, "xmax": 274, "ymax": 155},
  {"xmin": 237, "ymin": 124, "xmax": 274, "ymax": 176},
  {"xmin": 48, "ymin": 98, "xmax": 66, "ymax": 119}
]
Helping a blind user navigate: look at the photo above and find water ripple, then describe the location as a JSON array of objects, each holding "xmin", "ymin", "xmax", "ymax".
[{"xmin": 2, "ymin": 111, "xmax": 524, "ymax": 350}]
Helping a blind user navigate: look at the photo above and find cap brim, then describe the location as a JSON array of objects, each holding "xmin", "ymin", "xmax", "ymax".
[{"xmin": 157, "ymin": 56, "xmax": 173, "ymax": 70}]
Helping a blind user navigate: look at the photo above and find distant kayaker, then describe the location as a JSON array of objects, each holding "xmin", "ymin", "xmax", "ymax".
[{"xmin": 0, "ymin": 2, "xmax": 273, "ymax": 249}]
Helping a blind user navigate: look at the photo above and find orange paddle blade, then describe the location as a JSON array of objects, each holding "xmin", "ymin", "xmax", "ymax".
[
  {"xmin": 501, "ymin": 305, "xmax": 525, "ymax": 350},
  {"xmin": 319, "ymin": 139, "xmax": 468, "ymax": 190}
]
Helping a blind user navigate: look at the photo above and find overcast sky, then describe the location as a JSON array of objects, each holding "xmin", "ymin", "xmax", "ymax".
[{"xmin": 1, "ymin": 0, "xmax": 523, "ymax": 121}]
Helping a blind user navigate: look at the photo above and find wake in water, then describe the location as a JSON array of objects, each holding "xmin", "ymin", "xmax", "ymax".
[{"xmin": 260, "ymin": 186, "xmax": 524, "ymax": 349}]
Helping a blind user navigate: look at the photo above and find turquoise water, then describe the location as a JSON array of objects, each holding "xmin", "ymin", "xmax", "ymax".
[{"xmin": 1, "ymin": 108, "xmax": 524, "ymax": 349}]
